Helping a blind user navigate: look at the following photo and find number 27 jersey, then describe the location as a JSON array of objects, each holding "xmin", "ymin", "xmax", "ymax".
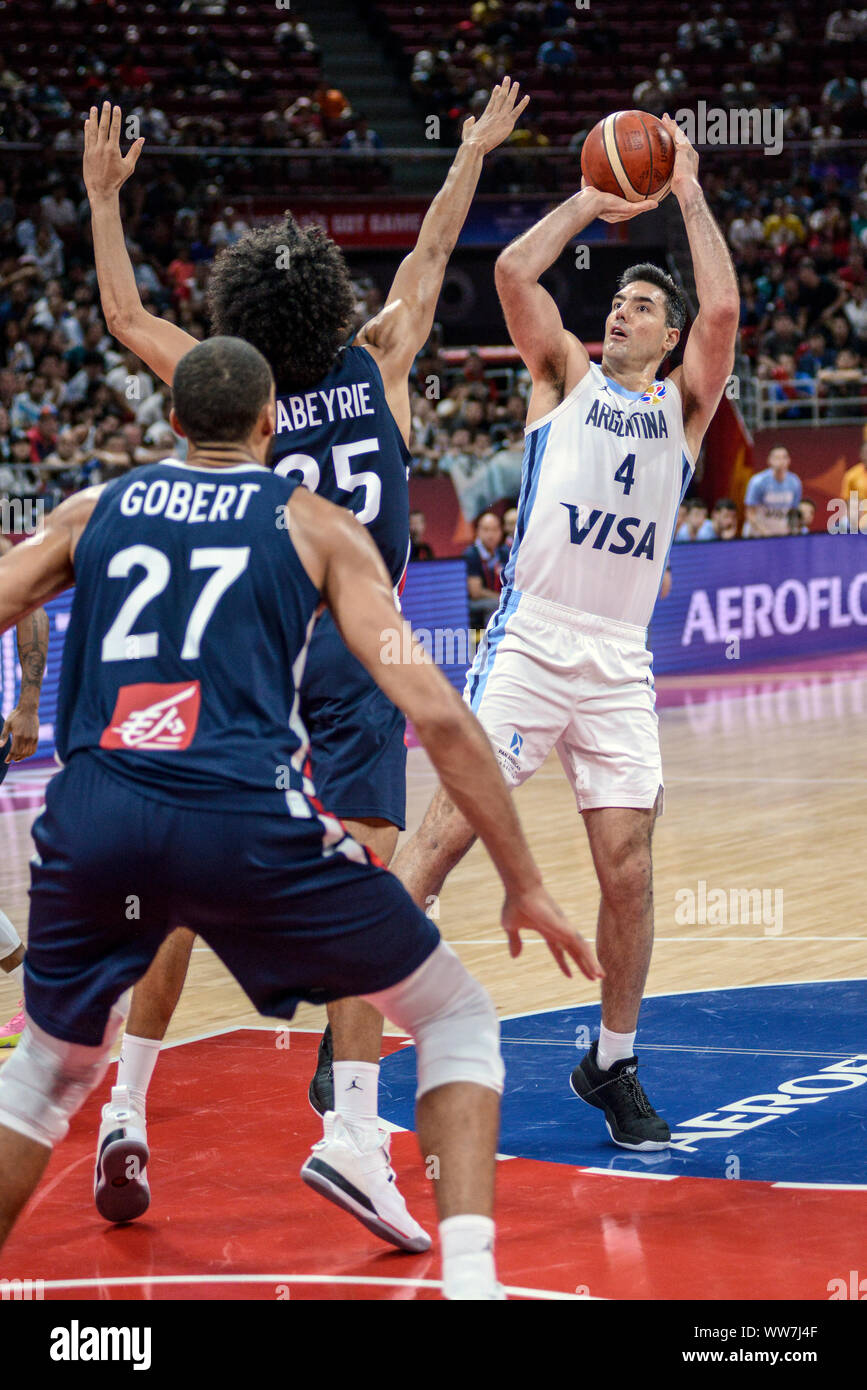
[{"xmin": 504, "ymin": 363, "xmax": 694, "ymax": 631}]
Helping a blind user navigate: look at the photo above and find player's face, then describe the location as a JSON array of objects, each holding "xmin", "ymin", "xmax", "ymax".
[
  {"xmin": 603, "ymin": 283, "xmax": 675, "ymax": 372},
  {"xmin": 769, "ymin": 447, "xmax": 790, "ymax": 474}
]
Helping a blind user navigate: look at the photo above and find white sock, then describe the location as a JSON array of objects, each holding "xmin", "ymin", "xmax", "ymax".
[
  {"xmin": 7, "ymin": 963, "xmax": 24, "ymax": 990},
  {"xmin": 597, "ymin": 1025, "xmax": 637, "ymax": 1072},
  {"xmin": 440, "ymin": 1215, "xmax": 498, "ymax": 1300},
  {"xmin": 333, "ymin": 1061, "xmax": 379, "ymax": 1134},
  {"xmin": 0, "ymin": 908, "xmax": 22, "ymax": 961},
  {"xmin": 116, "ymin": 1034, "xmax": 162, "ymax": 1115}
]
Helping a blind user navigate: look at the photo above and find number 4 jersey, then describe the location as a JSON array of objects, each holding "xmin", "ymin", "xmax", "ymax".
[
  {"xmin": 56, "ymin": 464, "xmax": 322, "ymax": 811},
  {"xmin": 504, "ymin": 363, "xmax": 694, "ymax": 631}
]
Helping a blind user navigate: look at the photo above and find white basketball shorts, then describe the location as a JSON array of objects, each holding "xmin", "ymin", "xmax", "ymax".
[{"xmin": 464, "ymin": 591, "xmax": 663, "ymax": 813}]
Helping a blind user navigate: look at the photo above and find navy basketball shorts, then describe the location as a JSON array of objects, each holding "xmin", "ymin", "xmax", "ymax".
[
  {"xmin": 24, "ymin": 752, "xmax": 439, "ymax": 1047},
  {"xmin": 301, "ymin": 609, "xmax": 407, "ymax": 830}
]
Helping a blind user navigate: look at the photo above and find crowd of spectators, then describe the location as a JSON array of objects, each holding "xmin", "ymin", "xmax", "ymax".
[
  {"xmin": 381, "ymin": 0, "xmax": 867, "ymax": 403},
  {"xmin": 3, "ymin": 0, "xmax": 867, "ymax": 551},
  {"xmin": 0, "ymin": 6, "xmax": 386, "ymax": 196}
]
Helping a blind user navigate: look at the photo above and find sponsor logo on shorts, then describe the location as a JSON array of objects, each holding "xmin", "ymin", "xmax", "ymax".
[
  {"xmin": 100, "ymin": 681, "xmax": 201, "ymax": 751},
  {"xmin": 495, "ymin": 729, "xmax": 523, "ymax": 777}
]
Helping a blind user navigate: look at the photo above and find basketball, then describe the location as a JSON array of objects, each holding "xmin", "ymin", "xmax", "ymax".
[{"xmin": 581, "ymin": 110, "xmax": 675, "ymax": 202}]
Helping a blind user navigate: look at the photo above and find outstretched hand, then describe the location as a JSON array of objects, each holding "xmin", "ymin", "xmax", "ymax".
[
  {"xmin": 83, "ymin": 102, "xmax": 145, "ymax": 201},
  {"xmin": 462, "ymin": 76, "xmax": 530, "ymax": 155},
  {"xmin": 502, "ymin": 884, "xmax": 604, "ymax": 981},
  {"xmin": 580, "ymin": 176, "xmax": 659, "ymax": 223},
  {"xmin": 1, "ymin": 706, "xmax": 39, "ymax": 762},
  {"xmin": 660, "ymin": 112, "xmax": 700, "ymax": 192}
]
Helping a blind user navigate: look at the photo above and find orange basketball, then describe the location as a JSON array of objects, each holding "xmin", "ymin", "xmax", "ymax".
[{"xmin": 581, "ymin": 110, "xmax": 675, "ymax": 203}]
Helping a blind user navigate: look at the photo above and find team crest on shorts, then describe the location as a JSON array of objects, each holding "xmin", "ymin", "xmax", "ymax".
[{"xmin": 100, "ymin": 681, "xmax": 201, "ymax": 751}]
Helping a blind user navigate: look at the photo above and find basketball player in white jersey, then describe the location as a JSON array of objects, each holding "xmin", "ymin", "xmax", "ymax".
[{"xmin": 392, "ymin": 114, "xmax": 739, "ymax": 1148}]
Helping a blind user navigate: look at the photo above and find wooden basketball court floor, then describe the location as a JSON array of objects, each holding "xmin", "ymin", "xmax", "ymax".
[{"xmin": 1, "ymin": 648, "xmax": 866, "ymax": 1300}]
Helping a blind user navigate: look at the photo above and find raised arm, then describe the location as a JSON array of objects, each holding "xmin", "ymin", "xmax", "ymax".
[
  {"xmin": 286, "ymin": 487, "xmax": 601, "ymax": 981},
  {"xmin": 0, "ymin": 490, "xmax": 102, "ymax": 638},
  {"xmin": 84, "ymin": 103, "xmax": 197, "ymax": 385},
  {"xmin": 0, "ymin": 536, "xmax": 49, "ymax": 762},
  {"xmin": 662, "ymin": 114, "xmax": 740, "ymax": 459},
  {"xmin": 357, "ymin": 79, "xmax": 528, "ymax": 437},
  {"xmin": 494, "ymin": 183, "xmax": 658, "ymax": 424}
]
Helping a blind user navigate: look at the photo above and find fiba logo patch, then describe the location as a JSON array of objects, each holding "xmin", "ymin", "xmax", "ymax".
[
  {"xmin": 100, "ymin": 681, "xmax": 201, "ymax": 751},
  {"xmin": 509, "ymin": 730, "xmax": 524, "ymax": 757},
  {"xmin": 640, "ymin": 381, "xmax": 667, "ymax": 403}
]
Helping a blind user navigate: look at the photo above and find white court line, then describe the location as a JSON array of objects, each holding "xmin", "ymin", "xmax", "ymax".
[
  {"xmin": 441, "ymin": 937, "xmax": 867, "ymax": 945},
  {"xmin": 498, "ymin": 975, "xmax": 867, "ymax": 1023},
  {"xmin": 581, "ymin": 1167, "xmax": 679, "ymax": 1181},
  {"xmin": 522, "ymin": 769, "xmax": 867, "ymax": 786},
  {"xmin": 772, "ymin": 1182, "xmax": 867, "ymax": 1192},
  {"xmin": 498, "ymin": 1041, "xmax": 863, "ymax": 1060},
  {"xmin": 161, "ymin": 1023, "xmax": 253, "ymax": 1051},
  {"xmin": 35, "ymin": 1273, "xmax": 593, "ymax": 1300},
  {"xmin": 666, "ymin": 775, "xmax": 867, "ymax": 786}
]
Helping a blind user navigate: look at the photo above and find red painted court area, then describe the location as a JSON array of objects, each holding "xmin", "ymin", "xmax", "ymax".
[{"xmin": 2, "ymin": 1031, "xmax": 863, "ymax": 1301}]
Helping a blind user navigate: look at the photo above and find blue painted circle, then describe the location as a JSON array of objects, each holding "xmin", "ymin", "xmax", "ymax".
[{"xmin": 379, "ymin": 980, "xmax": 867, "ymax": 1184}]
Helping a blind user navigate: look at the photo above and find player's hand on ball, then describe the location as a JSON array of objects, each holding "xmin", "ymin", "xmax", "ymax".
[
  {"xmin": 580, "ymin": 177, "xmax": 659, "ymax": 224},
  {"xmin": 660, "ymin": 113, "xmax": 699, "ymax": 192},
  {"xmin": 1, "ymin": 705, "xmax": 39, "ymax": 762},
  {"xmin": 83, "ymin": 102, "xmax": 145, "ymax": 199},
  {"xmin": 462, "ymin": 76, "xmax": 530, "ymax": 155},
  {"xmin": 502, "ymin": 886, "xmax": 603, "ymax": 981}
]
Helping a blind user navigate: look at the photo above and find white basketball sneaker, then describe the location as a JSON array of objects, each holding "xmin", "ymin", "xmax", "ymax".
[
  {"xmin": 94, "ymin": 1084, "xmax": 150, "ymax": 1223},
  {"xmin": 300, "ymin": 1111, "xmax": 431, "ymax": 1253}
]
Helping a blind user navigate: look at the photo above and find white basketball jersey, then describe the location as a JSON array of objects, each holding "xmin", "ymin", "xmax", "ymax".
[{"xmin": 503, "ymin": 363, "xmax": 694, "ymax": 630}]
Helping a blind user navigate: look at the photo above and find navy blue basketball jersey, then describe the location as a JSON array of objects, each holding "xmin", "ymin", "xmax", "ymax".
[
  {"xmin": 56, "ymin": 460, "xmax": 321, "ymax": 811},
  {"xmin": 272, "ymin": 345, "xmax": 411, "ymax": 589}
]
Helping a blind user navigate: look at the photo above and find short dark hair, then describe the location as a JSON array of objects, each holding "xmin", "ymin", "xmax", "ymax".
[
  {"xmin": 171, "ymin": 336, "xmax": 273, "ymax": 445},
  {"xmin": 713, "ymin": 497, "xmax": 737, "ymax": 512},
  {"xmin": 206, "ymin": 215, "xmax": 355, "ymax": 393},
  {"xmin": 617, "ymin": 263, "xmax": 687, "ymax": 333},
  {"xmin": 687, "ymin": 496, "xmax": 708, "ymax": 512}
]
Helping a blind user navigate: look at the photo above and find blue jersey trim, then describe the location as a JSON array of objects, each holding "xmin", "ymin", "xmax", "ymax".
[
  {"xmin": 503, "ymin": 421, "xmax": 550, "ymax": 589},
  {"xmin": 467, "ymin": 588, "xmax": 519, "ymax": 710},
  {"xmin": 653, "ymin": 450, "xmax": 695, "ymax": 608},
  {"xmin": 603, "ymin": 375, "xmax": 646, "ymax": 400}
]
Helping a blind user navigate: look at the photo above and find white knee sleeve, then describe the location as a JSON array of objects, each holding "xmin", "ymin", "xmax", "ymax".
[
  {"xmin": 0, "ymin": 908, "xmax": 22, "ymax": 963},
  {"xmin": 0, "ymin": 998, "xmax": 128, "ymax": 1149},
  {"xmin": 364, "ymin": 941, "xmax": 504, "ymax": 1099}
]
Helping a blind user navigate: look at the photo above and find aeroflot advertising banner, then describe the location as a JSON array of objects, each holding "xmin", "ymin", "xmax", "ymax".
[
  {"xmin": 4, "ymin": 537, "xmax": 866, "ymax": 763},
  {"xmin": 651, "ymin": 534, "xmax": 867, "ymax": 673}
]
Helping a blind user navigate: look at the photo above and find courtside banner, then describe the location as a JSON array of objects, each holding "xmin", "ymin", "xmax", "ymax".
[
  {"xmin": 651, "ymin": 533, "xmax": 867, "ymax": 673},
  {"xmin": 0, "ymin": 573, "xmax": 469, "ymax": 763},
  {"xmin": 9, "ymin": 538, "xmax": 866, "ymax": 763},
  {"xmin": 0, "ymin": 588, "xmax": 72, "ymax": 759}
]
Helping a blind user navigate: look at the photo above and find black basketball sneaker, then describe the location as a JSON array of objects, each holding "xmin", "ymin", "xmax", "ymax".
[
  {"xmin": 308, "ymin": 1023, "xmax": 334, "ymax": 1116},
  {"xmin": 570, "ymin": 1041, "xmax": 671, "ymax": 1150}
]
